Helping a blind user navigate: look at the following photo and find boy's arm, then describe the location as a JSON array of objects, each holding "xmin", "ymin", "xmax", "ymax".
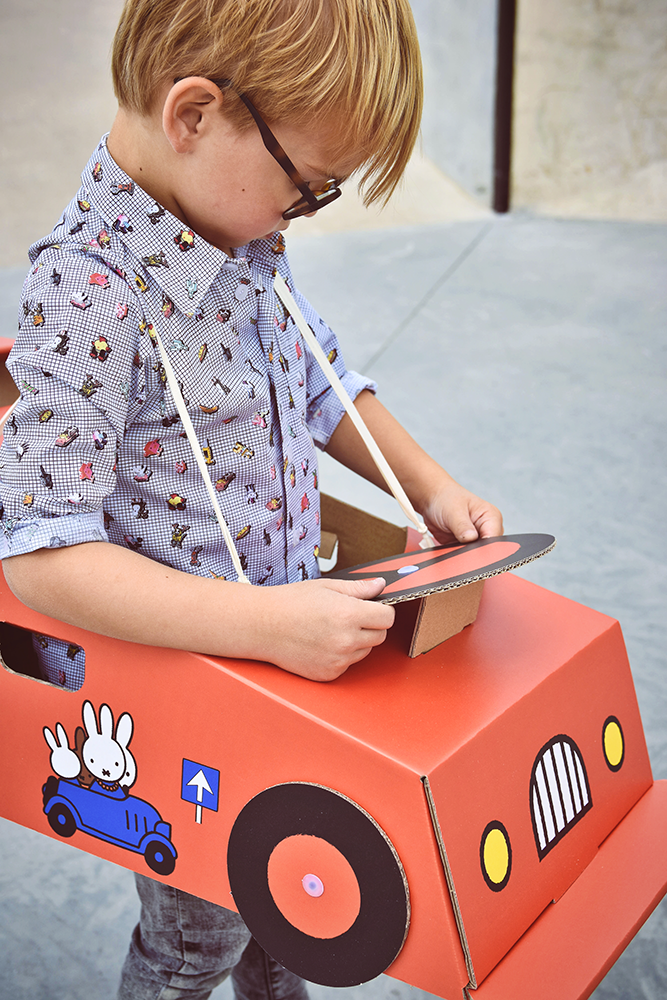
[
  {"xmin": 2, "ymin": 543, "xmax": 393, "ymax": 682},
  {"xmin": 325, "ymin": 390, "xmax": 503, "ymax": 544}
]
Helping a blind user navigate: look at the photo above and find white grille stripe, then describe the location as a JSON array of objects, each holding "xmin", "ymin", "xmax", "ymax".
[
  {"xmin": 575, "ymin": 754, "xmax": 590, "ymax": 807},
  {"xmin": 535, "ymin": 761, "xmax": 556, "ymax": 842},
  {"xmin": 563, "ymin": 741, "xmax": 582, "ymax": 812},
  {"xmin": 532, "ymin": 785, "xmax": 546, "ymax": 850},
  {"xmin": 544, "ymin": 748, "xmax": 566, "ymax": 832},
  {"xmin": 553, "ymin": 741, "xmax": 575, "ymax": 823}
]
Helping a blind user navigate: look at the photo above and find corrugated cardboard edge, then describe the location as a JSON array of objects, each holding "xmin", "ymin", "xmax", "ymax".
[{"xmin": 422, "ymin": 774, "xmax": 477, "ymax": 991}]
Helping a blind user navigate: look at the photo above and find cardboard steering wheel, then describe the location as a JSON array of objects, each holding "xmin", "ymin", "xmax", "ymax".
[{"xmin": 329, "ymin": 533, "xmax": 556, "ymax": 604}]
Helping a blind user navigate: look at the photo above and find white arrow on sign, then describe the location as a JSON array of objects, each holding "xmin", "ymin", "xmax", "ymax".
[{"xmin": 187, "ymin": 769, "xmax": 213, "ymax": 823}]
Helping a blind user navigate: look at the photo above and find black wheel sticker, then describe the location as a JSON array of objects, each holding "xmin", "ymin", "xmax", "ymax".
[{"xmin": 227, "ymin": 782, "xmax": 410, "ymax": 987}]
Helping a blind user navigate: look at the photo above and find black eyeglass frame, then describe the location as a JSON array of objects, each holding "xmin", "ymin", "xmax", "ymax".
[{"xmin": 174, "ymin": 77, "xmax": 343, "ymax": 220}]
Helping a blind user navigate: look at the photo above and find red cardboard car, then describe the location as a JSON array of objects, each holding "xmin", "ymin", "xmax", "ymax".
[{"xmin": 0, "ymin": 340, "xmax": 665, "ymax": 1000}]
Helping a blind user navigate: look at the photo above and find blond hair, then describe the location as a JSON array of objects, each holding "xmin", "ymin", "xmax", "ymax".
[{"xmin": 112, "ymin": 0, "xmax": 422, "ymax": 205}]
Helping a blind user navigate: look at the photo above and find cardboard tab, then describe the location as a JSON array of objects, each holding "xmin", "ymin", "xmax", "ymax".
[
  {"xmin": 318, "ymin": 530, "xmax": 338, "ymax": 560},
  {"xmin": 409, "ymin": 581, "xmax": 485, "ymax": 657}
]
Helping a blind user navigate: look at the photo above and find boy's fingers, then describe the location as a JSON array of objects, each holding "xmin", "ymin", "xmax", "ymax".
[
  {"xmin": 361, "ymin": 626, "xmax": 390, "ymax": 648},
  {"xmin": 448, "ymin": 509, "xmax": 479, "ymax": 543},
  {"xmin": 320, "ymin": 577, "xmax": 395, "ymax": 628},
  {"xmin": 474, "ymin": 506, "xmax": 504, "ymax": 538},
  {"xmin": 454, "ymin": 501, "xmax": 504, "ymax": 542},
  {"xmin": 322, "ymin": 576, "xmax": 388, "ymax": 601}
]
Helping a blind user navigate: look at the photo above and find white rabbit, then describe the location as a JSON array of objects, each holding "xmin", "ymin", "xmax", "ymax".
[
  {"xmin": 120, "ymin": 744, "xmax": 137, "ymax": 791},
  {"xmin": 43, "ymin": 722, "xmax": 81, "ymax": 779},
  {"xmin": 81, "ymin": 701, "xmax": 134, "ymax": 787},
  {"xmin": 114, "ymin": 710, "xmax": 137, "ymax": 790}
]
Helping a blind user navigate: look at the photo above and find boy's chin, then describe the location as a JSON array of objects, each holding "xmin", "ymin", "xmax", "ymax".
[{"xmin": 262, "ymin": 222, "xmax": 290, "ymax": 239}]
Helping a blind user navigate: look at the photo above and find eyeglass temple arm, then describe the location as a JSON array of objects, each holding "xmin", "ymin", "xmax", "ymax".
[{"xmin": 209, "ymin": 79, "xmax": 321, "ymax": 212}]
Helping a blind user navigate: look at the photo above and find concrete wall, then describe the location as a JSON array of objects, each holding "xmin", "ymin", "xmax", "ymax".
[
  {"xmin": 410, "ymin": 0, "xmax": 498, "ymax": 206},
  {"xmin": 0, "ymin": 0, "xmax": 122, "ymax": 268},
  {"xmin": 2, "ymin": 0, "xmax": 664, "ymax": 261},
  {"xmin": 512, "ymin": 0, "xmax": 667, "ymax": 221}
]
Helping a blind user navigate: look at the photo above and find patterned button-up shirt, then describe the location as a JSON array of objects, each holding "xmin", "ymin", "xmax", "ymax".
[{"xmin": 0, "ymin": 137, "xmax": 374, "ymax": 685}]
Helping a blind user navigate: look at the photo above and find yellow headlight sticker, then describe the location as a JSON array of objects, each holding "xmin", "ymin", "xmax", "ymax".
[
  {"xmin": 480, "ymin": 820, "xmax": 512, "ymax": 891},
  {"xmin": 603, "ymin": 716, "xmax": 625, "ymax": 771}
]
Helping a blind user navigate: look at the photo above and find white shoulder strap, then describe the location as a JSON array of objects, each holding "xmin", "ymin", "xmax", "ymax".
[
  {"xmin": 274, "ymin": 274, "xmax": 434, "ymax": 549},
  {"xmin": 154, "ymin": 331, "xmax": 252, "ymax": 585}
]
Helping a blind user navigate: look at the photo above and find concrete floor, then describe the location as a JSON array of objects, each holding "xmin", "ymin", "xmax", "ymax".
[{"xmin": 1, "ymin": 1, "xmax": 666, "ymax": 999}]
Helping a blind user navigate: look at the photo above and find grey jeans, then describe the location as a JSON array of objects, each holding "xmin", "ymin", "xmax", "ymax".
[{"xmin": 117, "ymin": 874, "xmax": 310, "ymax": 1000}]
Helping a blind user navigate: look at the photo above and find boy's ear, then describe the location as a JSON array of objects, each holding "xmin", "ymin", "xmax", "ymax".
[{"xmin": 162, "ymin": 77, "xmax": 224, "ymax": 153}]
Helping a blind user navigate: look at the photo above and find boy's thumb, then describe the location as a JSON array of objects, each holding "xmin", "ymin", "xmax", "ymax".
[
  {"xmin": 448, "ymin": 510, "xmax": 479, "ymax": 543},
  {"xmin": 325, "ymin": 577, "xmax": 387, "ymax": 600}
]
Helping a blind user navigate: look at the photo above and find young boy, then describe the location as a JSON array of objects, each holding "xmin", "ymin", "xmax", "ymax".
[{"xmin": 0, "ymin": 1, "xmax": 502, "ymax": 996}]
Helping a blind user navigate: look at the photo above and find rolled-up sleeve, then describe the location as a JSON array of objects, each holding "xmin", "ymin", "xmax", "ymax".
[
  {"xmin": 0, "ymin": 510, "xmax": 108, "ymax": 559},
  {"xmin": 292, "ymin": 289, "xmax": 377, "ymax": 449},
  {"xmin": 0, "ymin": 251, "xmax": 143, "ymax": 557}
]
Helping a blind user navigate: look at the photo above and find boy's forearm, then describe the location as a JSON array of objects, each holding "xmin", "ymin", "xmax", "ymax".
[
  {"xmin": 2, "ymin": 543, "xmax": 265, "ymax": 659},
  {"xmin": 326, "ymin": 390, "xmax": 503, "ymax": 543},
  {"xmin": 325, "ymin": 390, "xmax": 453, "ymax": 511},
  {"xmin": 2, "ymin": 541, "xmax": 394, "ymax": 681}
]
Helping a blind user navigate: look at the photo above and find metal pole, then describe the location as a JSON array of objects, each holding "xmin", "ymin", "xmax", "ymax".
[{"xmin": 493, "ymin": 0, "xmax": 517, "ymax": 213}]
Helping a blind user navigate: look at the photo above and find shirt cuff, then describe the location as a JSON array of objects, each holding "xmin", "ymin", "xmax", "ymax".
[
  {"xmin": 306, "ymin": 370, "xmax": 377, "ymax": 449},
  {"xmin": 0, "ymin": 510, "xmax": 109, "ymax": 559}
]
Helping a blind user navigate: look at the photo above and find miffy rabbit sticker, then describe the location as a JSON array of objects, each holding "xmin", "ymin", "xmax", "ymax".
[
  {"xmin": 41, "ymin": 701, "xmax": 177, "ymax": 875},
  {"xmin": 43, "ymin": 700, "xmax": 136, "ymax": 794},
  {"xmin": 81, "ymin": 700, "xmax": 136, "ymax": 792}
]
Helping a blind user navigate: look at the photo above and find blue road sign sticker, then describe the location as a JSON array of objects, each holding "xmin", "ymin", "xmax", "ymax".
[{"xmin": 181, "ymin": 759, "xmax": 220, "ymax": 813}]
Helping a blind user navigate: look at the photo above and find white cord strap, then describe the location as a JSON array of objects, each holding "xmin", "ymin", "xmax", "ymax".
[
  {"xmin": 154, "ymin": 330, "xmax": 252, "ymax": 585},
  {"xmin": 274, "ymin": 273, "xmax": 435, "ymax": 549}
]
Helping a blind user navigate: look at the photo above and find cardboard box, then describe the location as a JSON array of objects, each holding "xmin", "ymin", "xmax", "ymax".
[
  {"xmin": 1, "ymin": 550, "xmax": 665, "ymax": 998},
  {"xmin": 0, "ymin": 349, "xmax": 665, "ymax": 997}
]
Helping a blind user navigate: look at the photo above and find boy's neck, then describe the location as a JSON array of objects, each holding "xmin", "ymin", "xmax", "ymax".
[{"xmin": 106, "ymin": 108, "xmax": 233, "ymax": 257}]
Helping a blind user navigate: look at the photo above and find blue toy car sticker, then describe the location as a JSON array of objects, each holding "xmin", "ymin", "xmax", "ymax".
[{"xmin": 41, "ymin": 700, "xmax": 177, "ymax": 874}]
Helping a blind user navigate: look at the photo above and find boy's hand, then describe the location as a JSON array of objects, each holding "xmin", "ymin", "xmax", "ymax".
[
  {"xmin": 421, "ymin": 480, "xmax": 504, "ymax": 546},
  {"xmin": 256, "ymin": 577, "xmax": 394, "ymax": 682}
]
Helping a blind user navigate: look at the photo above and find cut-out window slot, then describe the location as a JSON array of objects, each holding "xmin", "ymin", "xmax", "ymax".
[{"xmin": 0, "ymin": 621, "xmax": 86, "ymax": 691}]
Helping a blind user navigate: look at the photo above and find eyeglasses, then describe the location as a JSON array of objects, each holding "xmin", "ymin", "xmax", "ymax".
[{"xmin": 175, "ymin": 78, "xmax": 343, "ymax": 220}]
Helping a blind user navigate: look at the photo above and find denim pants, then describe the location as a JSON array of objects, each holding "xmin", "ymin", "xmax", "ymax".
[{"xmin": 117, "ymin": 874, "xmax": 310, "ymax": 1000}]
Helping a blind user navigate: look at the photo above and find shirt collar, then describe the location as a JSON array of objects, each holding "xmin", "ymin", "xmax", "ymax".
[{"xmin": 81, "ymin": 136, "xmax": 284, "ymax": 315}]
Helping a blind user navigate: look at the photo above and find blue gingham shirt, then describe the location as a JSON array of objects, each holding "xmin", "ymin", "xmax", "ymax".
[{"xmin": 0, "ymin": 136, "xmax": 374, "ymax": 686}]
